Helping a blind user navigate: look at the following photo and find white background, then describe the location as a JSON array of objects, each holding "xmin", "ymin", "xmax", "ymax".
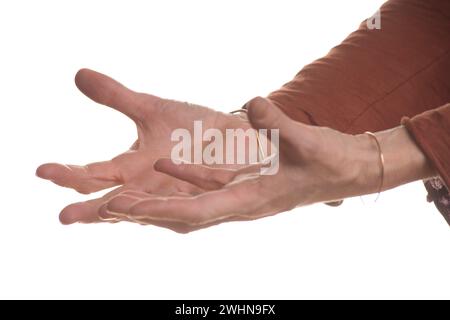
[{"xmin": 1, "ymin": 0, "xmax": 449, "ymax": 299}]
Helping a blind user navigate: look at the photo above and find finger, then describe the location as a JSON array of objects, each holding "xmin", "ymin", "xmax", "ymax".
[
  {"xmin": 74, "ymin": 68, "xmax": 158, "ymax": 121},
  {"xmin": 103, "ymin": 192, "xmax": 195, "ymax": 231},
  {"xmin": 245, "ymin": 96, "xmax": 297, "ymax": 142},
  {"xmin": 154, "ymin": 158, "xmax": 234, "ymax": 190},
  {"xmin": 247, "ymin": 97, "xmax": 327, "ymax": 167},
  {"xmin": 36, "ymin": 161, "xmax": 122, "ymax": 194},
  {"xmin": 99, "ymin": 190, "xmax": 197, "ymax": 226},
  {"xmin": 104, "ymin": 194, "xmax": 204, "ymax": 232},
  {"xmin": 59, "ymin": 186, "xmax": 126, "ymax": 224},
  {"xmin": 107, "ymin": 177, "xmax": 273, "ymax": 227},
  {"xmin": 60, "ymin": 198, "xmax": 104, "ymax": 224},
  {"xmin": 154, "ymin": 158, "xmax": 260, "ymax": 190}
]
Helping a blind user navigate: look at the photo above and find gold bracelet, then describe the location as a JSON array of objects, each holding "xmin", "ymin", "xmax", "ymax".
[
  {"xmin": 364, "ymin": 131, "xmax": 385, "ymax": 201},
  {"xmin": 230, "ymin": 108, "xmax": 266, "ymax": 161}
]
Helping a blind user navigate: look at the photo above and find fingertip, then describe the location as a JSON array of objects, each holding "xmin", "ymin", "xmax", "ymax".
[
  {"xmin": 246, "ymin": 96, "xmax": 269, "ymax": 118},
  {"xmin": 35, "ymin": 164, "xmax": 48, "ymax": 179},
  {"xmin": 153, "ymin": 158, "xmax": 173, "ymax": 173},
  {"xmin": 59, "ymin": 202, "xmax": 84, "ymax": 225},
  {"xmin": 36, "ymin": 163, "xmax": 62, "ymax": 180},
  {"xmin": 74, "ymin": 68, "xmax": 93, "ymax": 86},
  {"xmin": 59, "ymin": 215, "xmax": 74, "ymax": 225},
  {"xmin": 74, "ymin": 68, "xmax": 106, "ymax": 98},
  {"xmin": 153, "ymin": 158, "xmax": 165, "ymax": 171},
  {"xmin": 246, "ymin": 97, "xmax": 275, "ymax": 129}
]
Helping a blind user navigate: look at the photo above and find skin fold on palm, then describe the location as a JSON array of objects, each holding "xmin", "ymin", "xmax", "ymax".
[{"xmin": 36, "ymin": 69, "xmax": 251, "ymax": 225}]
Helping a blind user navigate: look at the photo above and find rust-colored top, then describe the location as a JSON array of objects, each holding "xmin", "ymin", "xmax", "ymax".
[{"xmin": 267, "ymin": 0, "xmax": 450, "ymax": 222}]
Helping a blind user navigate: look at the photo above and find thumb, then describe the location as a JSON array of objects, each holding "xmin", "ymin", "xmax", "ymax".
[
  {"xmin": 246, "ymin": 96, "xmax": 295, "ymax": 142},
  {"xmin": 75, "ymin": 68, "xmax": 160, "ymax": 122}
]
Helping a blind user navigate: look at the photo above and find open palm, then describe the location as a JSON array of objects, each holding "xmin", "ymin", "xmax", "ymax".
[
  {"xmin": 36, "ymin": 69, "xmax": 249, "ymax": 224},
  {"xmin": 102, "ymin": 97, "xmax": 365, "ymax": 233}
]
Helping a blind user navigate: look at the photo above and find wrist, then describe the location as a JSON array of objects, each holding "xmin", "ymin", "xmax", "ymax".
[
  {"xmin": 354, "ymin": 126, "xmax": 435, "ymax": 196},
  {"xmin": 376, "ymin": 126, "xmax": 435, "ymax": 189},
  {"xmin": 348, "ymin": 133, "xmax": 382, "ymax": 196}
]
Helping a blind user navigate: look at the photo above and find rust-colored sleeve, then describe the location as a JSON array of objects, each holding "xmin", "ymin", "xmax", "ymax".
[
  {"xmin": 402, "ymin": 104, "xmax": 450, "ymax": 189},
  {"xmin": 268, "ymin": 0, "xmax": 450, "ymax": 134}
]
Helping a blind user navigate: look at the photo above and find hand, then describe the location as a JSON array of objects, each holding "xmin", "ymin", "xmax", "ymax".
[
  {"xmin": 36, "ymin": 69, "xmax": 251, "ymax": 224},
  {"xmin": 101, "ymin": 97, "xmax": 386, "ymax": 233}
]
